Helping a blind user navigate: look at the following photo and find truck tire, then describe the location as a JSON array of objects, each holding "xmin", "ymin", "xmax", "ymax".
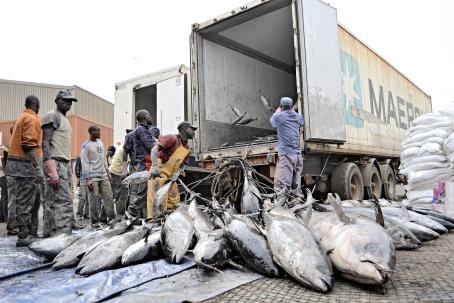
[
  {"xmin": 331, "ymin": 162, "xmax": 364, "ymax": 200},
  {"xmin": 381, "ymin": 164, "xmax": 396, "ymax": 200},
  {"xmin": 364, "ymin": 165, "xmax": 382, "ymax": 199}
]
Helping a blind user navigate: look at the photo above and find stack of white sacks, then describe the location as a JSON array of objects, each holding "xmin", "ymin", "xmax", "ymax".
[{"xmin": 400, "ymin": 112, "xmax": 454, "ymax": 206}]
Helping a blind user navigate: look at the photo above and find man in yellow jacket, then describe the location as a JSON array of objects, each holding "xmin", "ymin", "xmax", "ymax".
[{"xmin": 147, "ymin": 121, "xmax": 196, "ymax": 218}]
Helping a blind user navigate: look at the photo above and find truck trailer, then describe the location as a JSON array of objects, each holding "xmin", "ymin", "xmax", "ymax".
[
  {"xmin": 114, "ymin": 65, "xmax": 191, "ymax": 144},
  {"xmin": 189, "ymin": 0, "xmax": 432, "ymax": 200}
]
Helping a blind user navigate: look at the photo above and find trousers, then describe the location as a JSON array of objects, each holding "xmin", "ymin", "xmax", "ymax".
[
  {"xmin": 42, "ymin": 160, "xmax": 73, "ymax": 237},
  {"xmin": 274, "ymin": 153, "xmax": 304, "ymax": 196},
  {"xmin": 111, "ymin": 173, "xmax": 128, "ymax": 216},
  {"xmin": 87, "ymin": 179, "xmax": 115, "ymax": 225},
  {"xmin": 7, "ymin": 176, "xmax": 40, "ymax": 238}
]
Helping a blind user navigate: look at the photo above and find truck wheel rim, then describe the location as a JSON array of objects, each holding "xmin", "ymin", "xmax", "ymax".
[
  {"xmin": 371, "ymin": 172, "xmax": 381, "ymax": 198},
  {"xmin": 386, "ymin": 172, "xmax": 395, "ymax": 198},
  {"xmin": 351, "ymin": 174, "xmax": 362, "ymax": 200}
]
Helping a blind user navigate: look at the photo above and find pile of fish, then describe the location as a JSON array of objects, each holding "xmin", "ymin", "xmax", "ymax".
[{"xmin": 27, "ymin": 159, "xmax": 454, "ymax": 294}]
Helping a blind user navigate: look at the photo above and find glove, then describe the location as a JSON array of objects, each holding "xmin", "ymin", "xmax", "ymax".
[
  {"xmin": 43, "ymin": 159, "xmax": 59, "ymax": 190},
  {"xmin": 149, "ymin": 166, "xmax": 160, "ymax": 179},
  {"xmin": 86, "ymin": 178, "xmax": 94, "ymax": 191}
]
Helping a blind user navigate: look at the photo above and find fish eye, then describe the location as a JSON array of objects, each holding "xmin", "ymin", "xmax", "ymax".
[{"xmin": 366, "ymin": 244, "xmax": 378, "ymax": 251}]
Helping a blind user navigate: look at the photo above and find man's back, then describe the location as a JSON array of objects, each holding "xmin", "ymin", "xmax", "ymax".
[{"xmin": 270, "ymin": 110, "xmax": 304, "ymax": 155}]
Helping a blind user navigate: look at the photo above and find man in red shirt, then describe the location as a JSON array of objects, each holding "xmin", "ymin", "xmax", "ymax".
[{"xmin": 146, "ymin": 121, "xmax": 196, "ymax": 218}]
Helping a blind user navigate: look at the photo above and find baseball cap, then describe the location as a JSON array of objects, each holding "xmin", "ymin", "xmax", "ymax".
[
  {"xmin": 177, "ymin": 121, "xmax": 197, "ymax": 131},
  {"xmin": 280, "ymin": 97, "xmax": 293, "ymax": 107},
  {"xmin": 55, "ymin": 90, "xmax": 77, "ymax": 102}
]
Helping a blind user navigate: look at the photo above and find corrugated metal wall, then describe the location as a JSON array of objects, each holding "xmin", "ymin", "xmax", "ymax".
[
  {"xmin": 0, "ymin": 79, "xmax": 113, "ymax": 126},
  {"xmin": 72, "ymin": 86, "xmax": 113, "ymax": 126},
  {"xmin": 0, "ymin": 115, "xmax": 113, "ymax": 159}
]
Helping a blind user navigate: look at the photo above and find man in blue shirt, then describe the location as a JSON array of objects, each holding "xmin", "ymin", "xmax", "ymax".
[{"xmin": 270, "ymin": 97, "xmax": 305, "ymax": 196}]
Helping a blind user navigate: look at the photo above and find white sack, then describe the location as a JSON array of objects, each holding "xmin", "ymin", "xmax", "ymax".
[
  {"xmin": 401, "ymin": 129, "xmax": 448, "ymax": 146},
  {"xmin": 407, "ymin": 189, "xmax": 434, "ymax": 201},
  {"xmin": 412, "ymin": 113, "xmax": 449, "ymax": 126},
  {"xmin": 400, "ymin": 161, "xmax": 450, "ymax": 176}
]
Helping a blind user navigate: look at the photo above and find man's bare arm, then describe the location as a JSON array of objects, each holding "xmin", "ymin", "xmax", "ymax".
[{"xmin": 42, "ymin": 125, "xmax": 55, "ymax": 161}]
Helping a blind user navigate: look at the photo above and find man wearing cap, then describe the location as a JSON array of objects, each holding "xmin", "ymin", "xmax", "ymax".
[
  {"xmin": 147, "ymin": 121, "xmax": 195, "ymax": 218},
  {"xmin": 5, "ymin": 96, "xmax": 43, "ymax": 246},
  {"xmin": 270, "ymin": 97, "xmax": 305, "ymax": 197},
  {"xmin": 41, "ymin": 89, "xmax": 77, "ymax": 236}
]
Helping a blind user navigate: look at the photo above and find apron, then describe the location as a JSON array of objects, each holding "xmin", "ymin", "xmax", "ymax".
[{"xmin": 146, "ymin": 144, "xmax": 190, "ymax": 218}]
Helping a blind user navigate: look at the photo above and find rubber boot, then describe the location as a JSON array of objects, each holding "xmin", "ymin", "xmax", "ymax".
[{"xmin": 16, "ymin": 226, "xmax": 35, "ymax": 247}]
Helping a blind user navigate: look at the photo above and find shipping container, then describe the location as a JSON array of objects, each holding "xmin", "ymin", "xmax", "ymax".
[
  {"xmin": 0, "ymin": 114, "xmax": 113, "ymax": 160},
  {"xmin": 190, "ymin": 0, "xmax": 432, "ymax": 200},
  {"xmin": 114, "ymin": 65, "xmax": 191, "ymax": 143}
]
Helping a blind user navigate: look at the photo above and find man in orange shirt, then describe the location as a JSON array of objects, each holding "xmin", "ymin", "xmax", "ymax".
[{"xmin": 5, "ymin": 95, "xmax": 44, "ymax": 246}]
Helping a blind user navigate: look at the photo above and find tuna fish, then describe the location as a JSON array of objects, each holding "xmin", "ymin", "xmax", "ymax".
[
  {"xmin": 161, "ymin": 206, "xmax": 195, "ymax": 264},
  {"xmin": 238, "ymin": 118, "xmax": 258, "ymax": 125},
  {"xmin": 121, "ymin": 171, "xmax": 150, "ymax": 185},
  {"xmin": 332, "ymin": 205, "xmax": 438, "ymax": 243},
  {"xmin": 308, "ymin": 194, "xmax": 396, "ymax": 285},
  {"xmin": 188, "ymin": 198, "xmax": 214, "ymax": 239},
  {"xmin": 53, "ymin": 221, "xmax": 131, "ymax": 269},
  {"xmin": 224, "ymin": 213, "xmax": 279, "ymax": 277},
  {"xmin": 381, "ymin": 207, "xmax": 448, "ymax": 234},
  {"xmin": 76, "ymin": 227, "xmax": 149, "ymax": 275},
  {"xmin": 121, "ymin": 229, "xmax": 163, "ymax": 266},
  {"xmin": 257, "ymin": 90, "xmax": 273, "ymax": 111},
  {"xmin": 241, "ymin": 173, "xmax": 261, "ymax": 221},
  {"xmin": 29, "ymin": 233, "xmax": 82, "ymax": 260},
  {"xmin": 193, "ymin": 229, "xmax": 232, "ymax": 267},
  {"xmin": 411, "ymin": 208, "xmax": 454, "ymax": 224},
  {"xmin": 264, "ymin": 207, "xmax": 333, "ymax": 292}
]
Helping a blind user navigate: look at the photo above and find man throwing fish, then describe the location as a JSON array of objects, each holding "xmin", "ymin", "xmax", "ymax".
[
  {"xmin": 146, "ymin": 121, "xmax": 196, "ymax": 218},
  {"xmin": 270, "ymin": 97, "xmax": 305, "ymax": 197}
]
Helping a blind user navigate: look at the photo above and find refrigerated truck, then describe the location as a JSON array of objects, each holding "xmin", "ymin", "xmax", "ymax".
[
  {"xmin": 114, "ymin": 65, "xmax": 191, "ymax": 144},
  {"xmin": 189, "ymin": 0, "xmax": 432, "ymax": 200}
]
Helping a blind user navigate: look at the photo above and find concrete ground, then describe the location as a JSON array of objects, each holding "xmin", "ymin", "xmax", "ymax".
[{"xmin": 205, "ymin": 232, "xmax": 454, "ymax": 303}]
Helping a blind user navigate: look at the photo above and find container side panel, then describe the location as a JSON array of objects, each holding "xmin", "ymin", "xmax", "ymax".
[
  {"xmin": 156, "ymin": 75, "xmax": 185, "ymax": 135},
  {"xmin": 114, "ymin": 84, "xmax": 135, "ymax": 144},
  {"xmin": 298, "ymin": 0, "xmax": 345, "ymax": 142},
  {"xmin": 335, "ymin": 27, "xmax": 432, "ymax": 157}
]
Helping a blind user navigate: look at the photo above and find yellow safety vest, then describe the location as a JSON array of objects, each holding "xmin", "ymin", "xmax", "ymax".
[{"xmin": 146, "ymin": 144, "xmax": 190, "ymax": 218}]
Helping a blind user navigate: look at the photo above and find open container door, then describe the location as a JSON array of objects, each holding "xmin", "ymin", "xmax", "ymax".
[{"xmin": 297, "ymin": 0, "xmax": 346, "ymax": 142}]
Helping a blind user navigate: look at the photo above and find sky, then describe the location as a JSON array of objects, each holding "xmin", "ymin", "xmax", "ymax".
[{"xmin": 0, "ymin": 0, "xmax": 452, "ymax": 110}]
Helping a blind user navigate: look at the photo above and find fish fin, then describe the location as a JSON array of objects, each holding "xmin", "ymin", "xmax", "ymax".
[
  {"xmin": 303, "ymin": 204, "xmax": 313, "ymax": 225},
  {"xmin": 182, "ymin": 255, "xmax": 223, "ymax": 274},
  {"xmin": 371, "ymin": 195, "xmax": 385, "ymax": 227},
  {"xmin": 330, "ymin": 193, "xmax": 350, "ymax": 224},
  {"xmin": 401, "ymin": 204, "xmax": 411, "ymax": 220},
  {"xmin": 228, "ymin": 260, "xmax": 250, "ymax": 272},
  {"xmin": 302, "ymin": 189, "xmax": 314, "ymax": 224}
]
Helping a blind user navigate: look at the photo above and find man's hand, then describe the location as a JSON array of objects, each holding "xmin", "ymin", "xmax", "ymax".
[
  {"xmin": 149, "ymin": 166, "xmax": 160, "ymax": 179},
  {"xmin": 87, "ymin": 178, "xmax": 94, "ymax": 191},
  {"xmin": 275, "ymin": 106, "xmax": 282, "ymax": 113},
  {"xmin": 107, "ymin": 172, "xmax": 112, "ymax": 183},
  {"xmin": 121, "ymin": 162, "xmax": 128, "ymax": 177},
  {"xmin": 43, "ymin": 159, "xmax": 60, "ymax": 190}
]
